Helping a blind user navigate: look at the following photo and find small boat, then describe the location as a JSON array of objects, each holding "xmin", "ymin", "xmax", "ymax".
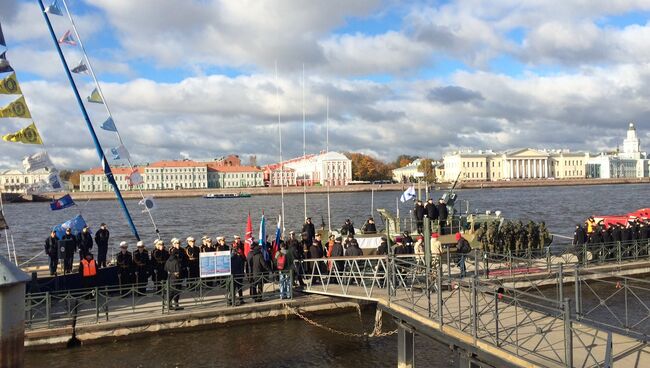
[{"xmin": 203, "ymin": 192, "xmax": 252, "ymax": 199}]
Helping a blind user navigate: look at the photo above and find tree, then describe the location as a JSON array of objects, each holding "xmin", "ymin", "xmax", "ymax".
[
  {"xmin": 418, "ymin": 159, "xmax": 436, "ymax": 183},
  {"xmin": 344, "ymin": 152, "xmax": 391, "ymax": 181},
  {"xmin": 393, "ymin": 154, "xmax": 419, "ymax": 168}
]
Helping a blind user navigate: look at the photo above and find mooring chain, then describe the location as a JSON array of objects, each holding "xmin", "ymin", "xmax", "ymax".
[{"xmin": 284, "ymin": 304, "xmax": 397, "ymax": 338}]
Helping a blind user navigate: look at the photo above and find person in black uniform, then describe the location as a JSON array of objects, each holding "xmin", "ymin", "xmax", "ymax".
[
  {"xmin": 44, "ymin": 230, "xmax": 59, "ymax": 276},
  {"xmin": 302, "ymin": 218, "xmax": 316, "ymax": 246},
  {"xmin": 287, "ymin": 233, "xmax": 305, "ymax": 287},
  {"xmin": 425, "ymin": 198, "xmax": 438, "ymax": 227},
  {"xmin": 346, "ymin": 239, "xmax": 363, "ymax": 257},
  {"xmin": 185, "ymin": 236, "xmax": 200, "ymax": 279},
  {"xmin": 340, "ymin": 219, "xmax": 355, "ymax": 236},
  {"xmin": 201, "ymin": 237, "xmax": 215, "ymax": 253},
  {"xmin": 169, "ymin": 238, "xmax": 189, "ymax": 279},
  {"xmin": 60, "ymin": 228, "xmax": 77, "ymax": 274},
  {"xmin": 402, "ymin": 231, "xmax": 414, "ymax": 254},
  {"xmin": 117, "ymin": 241, "xmax": 134, "ymax": 290},
  {"xmin": 330, "ymin": 236, "xmax": 345, "ymax": 274},
  {"xmin": 230, "ymin": 246, "xmax": 246, "ymax": 305},
  {"xmin": 362, "ymin": 217, "xmax": 377, "ymax": 234},
  {"xmin": 437, "ymin": 199, "xmax": 449, "ymax": 235},
  {"xmin": 249, "ymin": 242, "xmax": 271, "ymax": 302},
  {"xmin": 414, "ymin": 201, "xmax": 425, "ymax": 234},
  {"xmin": 164, "ymin": 251, "xmax": 183, "ymax": 310},
  {"xmin": 94, "ymin": 223, "xmax": 110, "ymax": 268},
  {"xmin": 377, "ymin": 236, "xmax": 389, "ymax": 256},
  {"xmin": 151, "ymin": 239, "xmax": 169, "ymax": 291},
  {"xmin": 77, "ymin": 225, "xmax": 93, "ymax": 260},
  {"xmin": 215, "ymin": 236, "xmax": 229, "ymax": 252},
  {"xmin": 133, "ymin": 241, "xmax": 150, "ymax": 293}
]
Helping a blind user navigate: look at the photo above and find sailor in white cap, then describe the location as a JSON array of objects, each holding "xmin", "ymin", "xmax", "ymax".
[
  {"xmin": 117, "ymin": 241, "xmax": 134, "ymax": 286},
  {"xmin": 133, "ymin": 240, "xmax": 150, "ymax": 292},
  {"xmin": 151, "ymin": 238, "xmax": 168, "ymax": 288},
  {"xmin": 233, "ymin": 235, "xmax": 244, "ymax": 252},
  {"xmin": 216, "ymin": 236, "xmax": 228, "ymax": 251},
  {"xmin": 169, "ymin": 238, "xmax": 187, "ymax": 275},
  {"xmin": 185, "ymin": 236, "xmax": 200, "ymax": 278},
  {"xmin": 201, "ymin": 237, "xmax": 214, "ymax": 252}
]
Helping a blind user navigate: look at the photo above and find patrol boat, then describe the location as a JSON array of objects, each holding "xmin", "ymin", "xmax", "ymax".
[{"xmin": 203, "ymin": 192, "xmax": 252, "ymax": 199}]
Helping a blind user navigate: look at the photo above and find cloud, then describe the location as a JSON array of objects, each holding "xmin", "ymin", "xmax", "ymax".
[{"xmin": 427, "ymin": 86, "xmax": 484, "ymax": 104}]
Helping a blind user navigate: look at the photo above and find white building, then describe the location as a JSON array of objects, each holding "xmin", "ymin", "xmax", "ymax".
[
  {"xmin": 276, "ymin": 151, "xmax": 352, "ymax": 186},
  {"xmin": 586, "ymin": 123, "xmax": 649, "ymax": 178},
  {"xmin": 80, "ymin": 167, "xmax": 145, "ymax": 192},
  {"xmin": 0, "ymin": 169, "xmax": 52, "ymax": 193},
  {"xmin": 143, "ymin": 161, "xmax": 208, "ymax": 190},
  {"xmin": 207, "ymin": 165, "xmax": 264, "ymax": 188}
]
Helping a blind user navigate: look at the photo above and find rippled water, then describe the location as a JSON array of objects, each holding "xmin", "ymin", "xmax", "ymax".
[{"xmin": 4, "ymin": 183, "xmax": 649, "ymax": 265}]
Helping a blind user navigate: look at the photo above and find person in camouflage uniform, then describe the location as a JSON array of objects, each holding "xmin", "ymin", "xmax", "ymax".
[
  {"xmin": 527, "ymin": 221, "xmax": 539, "ymax": 254},
  {"xmin": 486, "ymin": 221, "xmax": 498, "ymax": 253},
  {"xmin": 538, "ymin": 221, "xmax": 550, "ymax": 251},
  {"xmin": 500, "ymin": 221, "xmax": 513, "ymax": 254},
  {"xmin": 514, "ymin": 221, "xmax": 525, "ymax": 255},
  {"xmin": 474, "ymin": 222, "xmax": 488, "ymax": 252}
]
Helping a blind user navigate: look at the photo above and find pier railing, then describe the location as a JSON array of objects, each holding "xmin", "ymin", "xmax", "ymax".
[{"xmin": 24, "ymin": 271, "xmax": 290, "ymax": 330}]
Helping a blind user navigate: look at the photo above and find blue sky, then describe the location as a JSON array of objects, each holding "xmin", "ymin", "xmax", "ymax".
[{"xmin": 1, "ymin": 0, "xmax": 650, "ymax": 169}]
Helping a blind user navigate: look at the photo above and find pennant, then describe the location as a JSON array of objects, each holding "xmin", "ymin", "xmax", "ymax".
[
  {"xmin": 109, "ymin": 144, "xmax": 130, "ymax": 160},
  {"xmin": 58, "ymin": 30, "xmax": 77, "ymax": 46},
  {"xmin": 0, "ymin": 96, "xmax": 31, "ymax": 118},
  {"xmin": 2, "ymin": 122, "xmax": 43, "ymax": 144},
  {"xmin": 0, "ymin": 52, "xmax": 13, "ymax": 73},
  {"xmin": 47, "ymin": 171, "xmax": 63, "ymax": 190},
  {"xmin": 44, "ymin": 0, "xmax": 63, "ymax": 16},
  {"xmin": 23, "ymin": 151, "xmax": 54, "ymax": 172},
  {"xmin": 71, "ymin": 59, "xmax": 89, "ymax": 74},
  {"xmin": 244, "ymin": 212, "xmax": 253, "ymax": 257},
  {"xmin": 53, "ymin": 214, "xmax": 87, "ymax": 239},
  {"xmin": 50, "ymin": 194, "xmax": 75, "ymax": 211},
  {"xmin": 139, "ymin": 196, "xmax": 156, "ymax": 212},
  {"xmin": 87, "ymin": 88, "xmax": 103, "ymax": 104},
  {"xmin": 400, "ymin": 186, "xmax": 416, "ymax": 203},
  {"xmin": 100, "ymin": 117, "xmax": 117, "ymax": 132},
  {"xmin": 0, "ymin": 211, "xmax": 8, "ymax": 230},
  {"xmin": 0, "ymin": 22, "xmax": 5, "ymax": 47},
  {"xmin": 0, "ymin": 73, "xmax": 21, "ymax": 95},
  {"xmin": 259, "ymin": 213, "xmax": 268, "ymax": 261},
  {"xmin": 127, "ymin": 169, "xmax": 143, "ymax": 187}
]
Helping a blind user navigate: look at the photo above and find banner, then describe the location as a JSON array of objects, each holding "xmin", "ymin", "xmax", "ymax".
[
  {"xmin": 259, "ymin": 214, "xmax": 268, "ymax": 261},
  {"xmin": 199, "ymin": 251, "xmax": 231, "ymax": 278},
  {"xmin": 53, "ymin": 214, "xmax": 87, "ymax": 239},
  {"xmin": 400, "ymin": 186, "xmax": 416, "ymax": 203},
  {"xmin": 50, "ymin": 194, "xmax": 75, "ymax": 210},
  {"xmin": 109, "ymin": 144, "xmax": 130, "ymax": 160},
  {"xmin": 139, "ymin": 196, "xmax": 156, "ymax": 212},
  {"xmin": 0, "ymin": 73, "xmax": 21, "ymax": 95},
  {"xmin": 0, "ymin": 22, "xmax": 4, "ymax": 47},
  {"xmin": 47, "ymin": 171, "xmax": 63, "ymax": 190},
  {"xmin": 2, "ymin": 122, "xmax": 43, "ymax": 144},
  {"xmin": 23, "ymin": 151, "xmax": 54, "ymax": 172},
  {"xmin": 0, "ymin": 211, "xmax": 8, "ymax": 230},
  {"xmin": 71, "ymin": 59, "xmax": 89, "ymax": 74},
  {"xmin": 58, "ymin": 30, "xmax": 76, "ymax": 46},
  {"xmin": 0, "ymin": 52, "xmax": 13, "ymax": 74},
  {"xmin": 26, "ymin": 170, "xmax": 62, "ymax": 194},
  {"xmin": 127, "ymin": 169, "xmax": 143, "ymax": 187},
  {"xmin": 244, "ymin": 212, "xmax": 253, "ymax": 257},
  {"xmin": 0, "ymin": 96, "xmax": 31, "ymax": 118},
  {"xmin": 100, "ymin": 117, "xmax": 117, "ymax": 132},
  {"xmin": 87, "ymin": 88, "xmax": 103, "ymax": 104}
]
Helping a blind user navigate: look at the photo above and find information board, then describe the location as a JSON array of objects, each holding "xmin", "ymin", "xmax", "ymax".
[{"xmin": 199, "ymin": 251, "xmax": 231, "ymax": 278}]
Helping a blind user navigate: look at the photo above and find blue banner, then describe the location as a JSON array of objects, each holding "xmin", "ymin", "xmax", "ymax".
[
  {"xmin": 50, "ymin": 194, "xmax": 75, "ymax": 211},
  {"xmin": 53, "ymin": 214, "xmax": 87, "ymax": 238}
]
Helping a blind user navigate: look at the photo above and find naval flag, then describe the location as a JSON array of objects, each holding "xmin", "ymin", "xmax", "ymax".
[
  {"xmin": 400, "ymin": 186, "xmax": 416, "ymax": 203},
  {"xmin": 50, "ymin": 194, "xmax": 75, "ymax": 211},
  {"xmin": 53, "ymin": 214, "xmax": 87, "ymax": 239},
  {"xmin": 109, "ymin": 144, "xmax": 130, "ymax": 161},
  {"xmin": 58, "ymin": 30, "xmax": 76, "ymax": 46},
  {"xmin": 244, "ymin": 212, "xmax": 253, "ymax": 257}
]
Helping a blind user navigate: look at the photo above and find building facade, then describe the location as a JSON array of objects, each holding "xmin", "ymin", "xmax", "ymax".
[
  {"xmin": 80, "ymin": 167, "xmax": 145, "ymax": 192},
  {"xmin": 207, "ymin": 165, "xmax": 264, "ymax": 188},
  {"xmin": 266, "ymin": 151, "xmax": 352, "ymax": 186},
  {"xmin": 0, "ymin": 169, "xmax": 52, "ymax": 193},
  {"xmin": 586, "ymin": 123, "xmax": 649, "ymax": 178}
]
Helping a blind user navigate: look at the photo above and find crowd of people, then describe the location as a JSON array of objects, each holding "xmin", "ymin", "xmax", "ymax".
[
  {"xmin": 473, "ymin": 220, "xmax": 551, "ymax": 255},
  {"xmin": 573, "ymin": 217, "xmax": 650, "ymax": 258}
]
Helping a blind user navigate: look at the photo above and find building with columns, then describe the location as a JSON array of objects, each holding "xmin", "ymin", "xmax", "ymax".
[{"xmin": 0, "ymin": 169, "xmax": 52, "ymax": 193}]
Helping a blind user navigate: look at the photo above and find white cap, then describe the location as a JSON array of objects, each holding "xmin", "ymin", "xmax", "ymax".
[
  {"xmin": 171, "ymin": 238, "xmax": 180, "ymax": 244},
  {"xmin": 136, "ymin": 241, "xmax": 144, "ymax": 247},
  {"xmin": 154, "ymin": 239, "xmax": 163, "ymax": 246},
  {"xmin": 187, "ymin": 236, "xmax": 195, "ymax": 242},
  {"xmin": 234, "ymin": 235, "xmax": 241, "ymax": 239},
  {"xmin": 216, "ymin": 236, "xmax": 224, "ymax": 241},
  {"xmin": 119, "ymin": 241, "xmax": 128, "ymax": 248}
]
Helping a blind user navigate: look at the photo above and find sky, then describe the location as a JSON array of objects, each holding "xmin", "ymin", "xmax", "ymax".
[{"xmin": 1, "ymin": 0, "xmax": 650, "ymax": 170}]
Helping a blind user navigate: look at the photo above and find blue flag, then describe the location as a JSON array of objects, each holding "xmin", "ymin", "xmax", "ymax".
[
  {"xmin": 50, "ymin": 194, "xmax": 75, "ymax": 211},
  {"xmin": 100, "ymin": 117, "xmax": 117, "ymax": 132},
  {"xmin": 53, "ymin": 214, "xmax": 87, "ymax": 239},
  {"xmin": 274, "ymin": 214, "xmax": 282, "ymax": 252},
  {"xmin": 259, "ymin": 214, "xmax": 268, "ymax": 261}
]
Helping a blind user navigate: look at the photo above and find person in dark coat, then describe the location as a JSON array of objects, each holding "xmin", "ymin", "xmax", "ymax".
[
  {"xmin": 362, "ymin": 217, "xmax": 377, "ymax": 234},
  {"xmin": 77, "ymin": 226, "xmax": 93, "ymax": 260},
  {"xmin": 44, "ymin": 230, "xmax": 59, "ymax": 276},
  {"xmin": 230, "ymin": 246, "xmax": 246, "ymax": 305},
  {"xmin": 215, "ymin": 236, "xmax": 229, "ymax": 252},
  {"xmin": 611, "ymin": 224, "xmax": 623, "ymax": 243},
  {"xmin": 60, "ymin": 228, "xmax": 77, "ymax": 274},
  {"xmin": 392, "ymin": 237, "xmax": 406, "ymax": 255},
  {"xmin": 169, "ymin": 238, "xmax": 188, "ymax": 279},
  {"xmin": 185, "ymin": 237, "xmax": 200, "ymax": 279},
  {"xmin": 117, "ymin": 241, "xmax": 134, "ymax": 288},
  {"xmin": 133, "ymin": 241, "xmax": 150, "ymax": 293},
  {"xmin": 302, "ymin": 218, "xmax": 316, "ymax": 246},
  {"xmin": 402, "ymin": 232, "xmax": 414, "ymax": 254},
  {"xmin": 94, "ymin": 223, "xmax": 110, "ymax": 268},
  {"xmin": 414, "ymin": 200, "xmax": 425, "ymax": 233},
  {"xmin": 330, "ymin": 236, "xmax": 345, "ymax": 272},
  {"xmin": 151, "ymin": 239, "xmax": 169, "ymax": 290},
  {"xmin": 346, "ymin": 239, "xmax": 363, "ymax": 257},
  {"xmin": 164, "ymin": 250, "xmax": 183, "ymax": 310},
  {"xmin": 287, "ymin": 234, "xmax": 305, "ymax": 287},
  {"xmin": 309, "ymin": 241, "xmax": 324, "ymax": 259},
  {"xmin": 249, "ymin": 243, "xmax": 271, "ymax": 302},
  {"xmin": 437, "ymin": 199, "xmax": 449, "ymax": 235},
  {"xmin": 376, "ymin": 236, "xmax": 389, "ymax": 256},
  {"xmin": 425, "ymin": 198, "xmax": 438, "ymax": 223},
  {"xmin": 340, "ymin": 219, "xmax": 355, "ymax": 236},
  {"xmin": 573, "ymin": 224, "xmax": 586, "ymax": 246}
]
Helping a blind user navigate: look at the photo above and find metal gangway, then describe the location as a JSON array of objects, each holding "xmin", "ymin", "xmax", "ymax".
[{"xmin": 298, "ymin": 251, "xmax": 650, "ymax": 368}]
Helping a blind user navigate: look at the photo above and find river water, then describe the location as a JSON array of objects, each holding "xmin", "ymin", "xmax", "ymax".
[{"xmin": 16, "ymin": 183, "xmax": 649, "ymax": 367}]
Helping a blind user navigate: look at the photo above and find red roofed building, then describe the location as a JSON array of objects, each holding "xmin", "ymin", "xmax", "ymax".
[
  {"xmin": 207, "ymin": 164, "xmax": 264, "ymax": 188},
  {"xmin": 80, "ymin": 167, "xmax": 144, "ymax": 192},
  {"xmin": 143, "ymin": 160, "xmax": 208, "ymax": 190}
]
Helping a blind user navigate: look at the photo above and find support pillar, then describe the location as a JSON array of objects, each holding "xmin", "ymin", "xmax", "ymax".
[
  {"xmin": 544, "ymin": 159, "xmax": 548, "ymax": 178},
  {"xmin": 397, "ymin": 322, "xmax": 415, "ymax": 368},
  {"xmin": 0, "ymin": 256, "xmax": 30, "ymax": 368},
  {"xmin": 515, "ymin": 160, "xmax": 519, "ymax": 179},
  {"xmin": 527, "ymin": 159, "xmax": 531, "ymax": 179}
]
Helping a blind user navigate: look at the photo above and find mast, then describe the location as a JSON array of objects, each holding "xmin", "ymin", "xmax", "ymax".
[
  {"xmin": 39, "ymin": 0, "xmax": 140, "ymax": 240},
  {"xmin": 326, "ymin": 97, "xmax": 331, "ymax": 232},
  {"xmin": 275, "ymin": 61, "xmax": 285, "ymax": 232},
  {"xmin": 302, "ymin": 64, "xmax": 307, "ymax": 220},
  {"xmin": 0, "ymin": 193, "xmax": 12, "ymax": 264}
]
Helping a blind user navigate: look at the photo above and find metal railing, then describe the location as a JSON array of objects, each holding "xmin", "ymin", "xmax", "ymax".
[{"xmin": 24, "ymin": 271, "xmax": 291, "ymax": 330}]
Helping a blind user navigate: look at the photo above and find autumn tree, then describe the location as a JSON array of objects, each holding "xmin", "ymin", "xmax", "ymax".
[
  {"xmin": 418, "ymin": 158, "xmax": 436, "ymax": 183},
  {"xmin": 345, "ymin": 152, "xmax": 391, "ymax": 181},
  {"xmin": 393, "ymin": 154, "xmax": 419, "ymax": 168}
]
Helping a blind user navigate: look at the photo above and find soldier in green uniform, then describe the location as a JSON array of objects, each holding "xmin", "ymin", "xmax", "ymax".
[
  {"xmin": 486, "ymin": 221, "xmax": 497, "ymax": 253},
  {"xmin": 538, "ymin": 221, "xmax": 550, "ymax": 252},
  {"xmin": 513, "ymin": 221, "xmax": 524, "ymax": 255},
  {"xmin": 475, "ymin": 222, "xmax": 488, "ymax": 252},
  {"xmin": 527, "ymin": 221, "xmax": 538, "ymax": 256}
]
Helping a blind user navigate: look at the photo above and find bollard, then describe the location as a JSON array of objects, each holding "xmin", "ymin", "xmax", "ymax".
[{"xmin": 0, "ymin": 255, "xmax": 31, "ymax": 368}]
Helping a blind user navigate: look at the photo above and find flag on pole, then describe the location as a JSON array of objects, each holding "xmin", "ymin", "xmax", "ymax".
[
  {"xmin": 400, "ymin": 186, "xmax": 416, "ymax": 203},
  {"xmin": 259, "ymin": 213, "xmax": 268, "ymax": 261},
  {"xmin": 127, "ymin": 169, "xmax": 143, "ymax": 187},
  {"xmin": 23, "ymin": 151, "xmax": 54, "ymax": 172},
  {"xmin": 50, "ymin": 194, "xmax": 75, "ymax": 210},
  {"xmin": 244, "ymin": 212, "xmax": 253, "ymax": 257},
  {"xmin": 53, "ymin": 214, "xmax": 87, "ymax": 239},
  {"xmin": 0, "ymin": 52, "xmax": 13, "ymax": 73},
  {"xmin": 58, "ymin": 30, "xmax": 76, "ymax": 46},
  {"xmin": 273, "ymin": 214, "xmax": 282, "ymax": 257},
  {"xmin": 45, "ymin": 0, "xmax": 63, "ymax": 16},
  {"xmin": 0, "ymin": 211, "xmax": 8, "ymax": 230},
  {"xmin": 138, "ymin": 196, "xmax": 156, "ymax": 212},
  {"xmin": 87, "ymin": 88, "xmax": 103, "ymax": 104},
  {"xmin": 71, "ymin": 59, "xmax": 89, "ymax": 74},
  {"xmin": 0, "ymin": 96, "xmax": 31, "ymax": 118},
  {"xmin": 2, "ymin": 122, "xmax": 43, "ymax": 144},
  {"xmin": 109, "ymin": 144, "xmax": 130, "ymax": 160},
  {"xmin": 100, "ymin": 117, "xmax": 117, "ymax": 132},
  {"xmin": 0, "ymin": 21, "xmax": 5, "ymax": 47},
  {"xmin": 0, "ymin": 73, "xmax": 21, "ymax": 95}
]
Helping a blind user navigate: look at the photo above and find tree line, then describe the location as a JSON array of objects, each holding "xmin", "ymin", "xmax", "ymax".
[{"xmin": 344, "ymin": 153, "xmax": 435, "ymax": 182}]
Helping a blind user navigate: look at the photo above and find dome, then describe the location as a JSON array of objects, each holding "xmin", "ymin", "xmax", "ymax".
[{"xmin": 629, "ymin": 122, "xmax": 635, "ymax": 130}]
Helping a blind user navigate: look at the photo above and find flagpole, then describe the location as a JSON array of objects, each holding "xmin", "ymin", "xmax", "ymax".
[
  {"xmin": 59, "ymin": 0, "xmax": 159, "ymax": 239},
  {"xmin": 326, "ymin": 97, "xmax": 331, "ymax": 233},
  {"xmin": 302, "ymin": 63, "xmax": 307, "ymax": 221},
  {"xmin": 39, "ymin": 0, "xmax": 140, "ymax": 241},
  {"xmin": 275, "ymin": 61, "xmax": 285, "ymax": 232}
]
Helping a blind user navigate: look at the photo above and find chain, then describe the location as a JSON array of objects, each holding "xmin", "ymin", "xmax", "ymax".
[{"xmin": 284, "ymin": 304, "xmax": 397, "ymax": 338}]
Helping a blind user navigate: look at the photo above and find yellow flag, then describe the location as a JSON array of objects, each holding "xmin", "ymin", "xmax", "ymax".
[
  {"xmin": 0, "ymin": 72, "xmax": 21, "ymax": 95},
  {"xmin": 0, "ymin": 96, "xmax": 31, "ymax": 118},
  {"xmin": 2, "ymin": 122, "xmax": 43, "ymax": 144}
]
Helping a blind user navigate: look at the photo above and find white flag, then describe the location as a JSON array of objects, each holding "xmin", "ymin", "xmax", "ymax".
[
  {"xmin": 23, "ymin": 151, "xmax": 55, "ymax": 173},
  {"xmin": 109, "ymin": 144, "xmax": 130, "ymax": 161},
  {"xmin": 138, "ymin": 196, "xmax": 156, "ymax": 212},
  {"xmin": 400, "ymin": 186, "xmax": 416, "ymax": 203},
  {"xmin": 127, "ymin": 169, "xmax": 143, "ymax": 187},
  {"xmin": 26, "ymin": 171, "xmax": 62, "ymax": 194}
]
